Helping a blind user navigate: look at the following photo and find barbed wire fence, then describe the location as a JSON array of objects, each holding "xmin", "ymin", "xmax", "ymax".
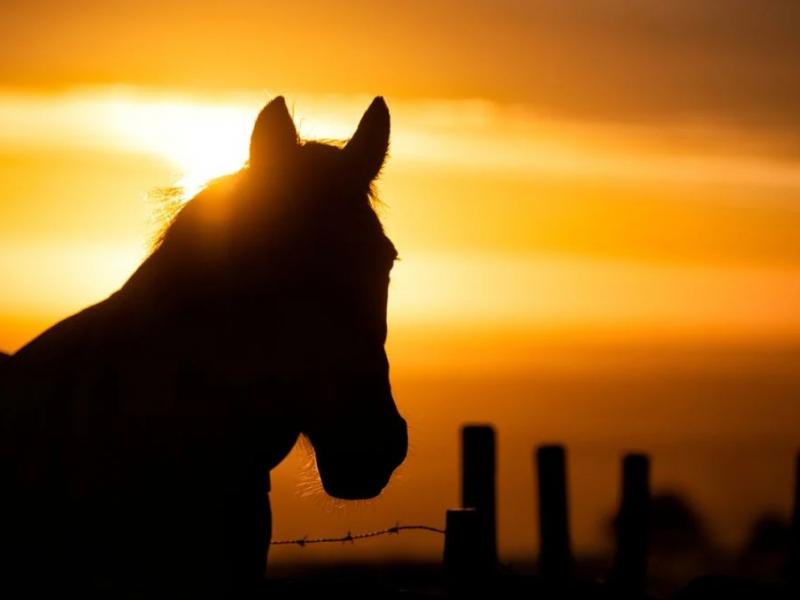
[{"xmin": 270, "ymin": 523, "xmax": 446, "ymax": 547}]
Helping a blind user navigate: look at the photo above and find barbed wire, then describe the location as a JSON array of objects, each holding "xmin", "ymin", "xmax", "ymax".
[{"xmin": 270, "ymin": 523, "xmax": 446, "ymax": 547}]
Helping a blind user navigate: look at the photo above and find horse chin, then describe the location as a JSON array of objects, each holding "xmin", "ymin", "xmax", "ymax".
[
  {"xmin": 309, "ymin": 416, "xmax": 408, "ymax": 500},
  {"xmin": 319, "ymin": 474, "xmax": 390, "ymax": 501},
  {"xmin": 315, "ymin": 458, "xmax": 395, "ymax": 500}
]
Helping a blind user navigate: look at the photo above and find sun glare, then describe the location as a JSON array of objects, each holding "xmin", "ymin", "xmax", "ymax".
[
  {"xmin": 106, "ymin": 95, "xmax": 361, "ymax": 197},
  {"xmin": 104, "ymin": 98, "xmax": 253, "ymax": 198},
  {"xmin": 0, "ymin": 89, "xmax": 360, "ymax": 200}
]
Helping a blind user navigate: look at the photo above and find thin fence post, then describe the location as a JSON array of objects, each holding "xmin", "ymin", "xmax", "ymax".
[
  {"xmin": 536, "ymin": 444, "xmax": 572, "ymax": 583},
  {"xmin": 613, "ymin": 453, "xmax": 650, "ymax": 597},
  {"xmin": 789, "ymin": 450, "xmax": 800, "ymax": 585},
  {"xmin": 461, "ymin": 424, "xmax": 497, "ymax": 569}
]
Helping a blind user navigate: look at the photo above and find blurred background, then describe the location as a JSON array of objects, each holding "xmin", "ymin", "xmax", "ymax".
[{"xmin": 1, "ymin": 0, "xmax": 798, "ymax": 573}]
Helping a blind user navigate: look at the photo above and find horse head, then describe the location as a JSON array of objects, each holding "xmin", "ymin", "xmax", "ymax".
[{"xmin": 155, "ymin": 96, "xmax": 407, "ymax": 499}]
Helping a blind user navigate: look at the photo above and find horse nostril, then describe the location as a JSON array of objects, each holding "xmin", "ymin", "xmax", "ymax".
[{"xmin": 391, "ymin": 416, "xmax": 409, "ymax": 466}]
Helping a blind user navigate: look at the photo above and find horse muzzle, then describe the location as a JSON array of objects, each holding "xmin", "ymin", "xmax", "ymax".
[{"xmin": 312, "ymin": 415, "xmax": 408, "ymax": 500}]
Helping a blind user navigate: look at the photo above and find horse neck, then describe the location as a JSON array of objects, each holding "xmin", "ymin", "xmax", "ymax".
[
  {"xmin": 10, "ymin": 249, "xmax": 218, "ymax": 372},
  {"xmin": 116, "ymin": 249, "xmax": 304, "ymax": 460},
  {"xmin": 7, "ymin": 246, "xmax": 301, "ymax": 470},
  {"xmin": 116, "ymin": 247, "xmax": 296, "ymax": 382}
]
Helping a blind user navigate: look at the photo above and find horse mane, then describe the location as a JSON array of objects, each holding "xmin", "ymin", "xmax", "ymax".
[
  {"xmin": 148, "ymin": 136, "xmax": 384, "ymax": 255},
  {"xmin": 148, "ymin": 172, "xmax": 244, "ymax": 253}
]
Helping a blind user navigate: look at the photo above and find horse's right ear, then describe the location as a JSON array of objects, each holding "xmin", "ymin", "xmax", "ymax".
[{"xmin": 250, "ymin": 96, "xmax": 298, "ymax": 169}]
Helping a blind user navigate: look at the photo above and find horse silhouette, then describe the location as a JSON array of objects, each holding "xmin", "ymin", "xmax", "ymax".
[{"xmin": 0, "ymin": 96, "xmax": 408, "ymax": 596}]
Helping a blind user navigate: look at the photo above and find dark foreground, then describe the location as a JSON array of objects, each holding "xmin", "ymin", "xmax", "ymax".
[{"xmin": 265, "ymin": 561, "xmax": 796, "ymax": 600}]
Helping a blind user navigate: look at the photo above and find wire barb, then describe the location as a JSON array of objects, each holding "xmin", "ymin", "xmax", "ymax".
[{"xmin": 270, "ymin": 524, "xmax": 446, "ymax": 547}]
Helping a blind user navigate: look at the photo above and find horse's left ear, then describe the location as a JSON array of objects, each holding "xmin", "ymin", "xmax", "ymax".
[
  {"xmin": 250, "ymin": 96, "xmax": 298, "ymax": 169},
  {"xmin": 344, "ymin": 97, "xmax": 390, "ymax": 184}
]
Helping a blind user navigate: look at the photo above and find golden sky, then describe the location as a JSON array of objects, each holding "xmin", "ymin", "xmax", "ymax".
[
  {"xmin": 1, "ymin": 1, "xmax": 799, "ymax": 562},
  {"xmin": 1, "ymin": 87, "xmax": 799, "ymax": 354}
]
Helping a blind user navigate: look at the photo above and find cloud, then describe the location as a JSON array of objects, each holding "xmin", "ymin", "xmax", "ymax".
[{"xmin": 0, "ymin": 1, "xmax": 797, "ymax": 139}]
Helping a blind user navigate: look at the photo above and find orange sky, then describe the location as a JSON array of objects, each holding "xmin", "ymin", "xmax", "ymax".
[
  {"xmin": 1, "ymin": 88, "xmax": 799, "ymax": 354},
  {"xmin": 1, "ymin": 1, "xmax": 799, "ymax": 564},
  {"xmin": 2, "ymin": 2, "xmax": 799, "ymax": 127}
]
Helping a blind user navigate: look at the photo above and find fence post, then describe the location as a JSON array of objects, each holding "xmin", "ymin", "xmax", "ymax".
[
  {"xmin": 536, "ymin": 444, "xmax": 572, "ymax": 583},
  {"xmin": 461, "ymin": 425, "xmax": 497, "ymax": 569},
  {"xmin": 613, "ymin": 453, "xmax": 650, "ymax": 597},
  {"xmin": 789, "ymin": 450, "xmax": 800, "ymax": 585},
  {"xmin": 444, "ymin": 508, "xmax": 488, "ymax": 584}
]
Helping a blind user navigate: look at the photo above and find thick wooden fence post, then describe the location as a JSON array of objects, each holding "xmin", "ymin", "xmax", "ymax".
[
  {"xmin": 536, "ymin": 444, "xmax": 572, "ymax": 583},
  {"xmin": 613, "ymin": 453, "xmax": 650, "ymax": 596},
  {"xmin": 444, "ymin": 508, "xmax": 485, "ymax": 582},
  {"xmin": 461, "ymin": 425, "xmax": 497, "ymax": 569}
]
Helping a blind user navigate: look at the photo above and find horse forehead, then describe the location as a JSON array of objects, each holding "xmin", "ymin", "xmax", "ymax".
[{"xmin": 300, "ymin": 141, "xmax": 342, "ymax": 163}]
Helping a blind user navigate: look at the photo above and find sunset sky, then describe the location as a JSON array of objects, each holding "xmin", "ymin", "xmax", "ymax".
[
  {"xmin": 3, "ymin": 1, "xmax": 800, "ymax": 354},
  {"xmin": 1, "ymin": 1, "xmax": 799, "ymax": 563}
]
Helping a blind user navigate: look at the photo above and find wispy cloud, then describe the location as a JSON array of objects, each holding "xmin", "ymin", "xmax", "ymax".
[{"xmin": 2, "ymin": 88, "xmax": 799, "ymax": 192}]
